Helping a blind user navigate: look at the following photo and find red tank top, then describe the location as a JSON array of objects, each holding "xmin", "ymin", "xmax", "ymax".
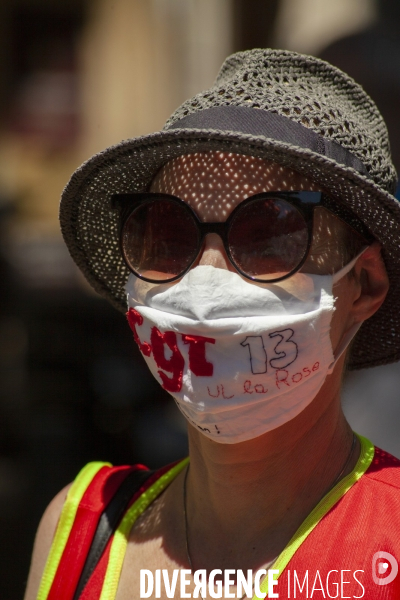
[{"xmin": 37, "ymin": 436, "xmax": 400, "ymax": 599}]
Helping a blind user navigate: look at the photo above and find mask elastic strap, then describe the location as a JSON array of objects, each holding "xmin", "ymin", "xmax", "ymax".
[
  {"xmin": 332, "ymin": 246, "xmax": 369, "ymax": 285},
  {"xmin": 328, "ymin": 245, "xmax": 370, "ymax": 374},
  {"xmin": 327, "ymin": 322, "xmax": 362, "ymax": 375}
]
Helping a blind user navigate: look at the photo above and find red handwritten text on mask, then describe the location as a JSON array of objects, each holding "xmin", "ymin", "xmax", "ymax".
[
  {"xmin": 182, "ymin": 334, "xmax": 215, "ymax": 376},
  {"xmin": 127, "ymin": 309, "xmax": 215, "ymax": 392},
  {"xmin": 150, "ymin": 328, "xmax": 185, "ymax": 393},
  {"xmin": 275, "ymin": 362, "xmax": 320, "ymax": 389}
]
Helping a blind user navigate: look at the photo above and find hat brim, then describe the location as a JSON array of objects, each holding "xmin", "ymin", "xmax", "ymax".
[{"xmin": 60, "ymin": 127, "xmax": 400, "ymax": 370}]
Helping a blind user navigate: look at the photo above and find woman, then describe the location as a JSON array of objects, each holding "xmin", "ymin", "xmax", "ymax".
[{"xmin": 25, "ymin": 49, "xmax": 400, "ymax": 599}]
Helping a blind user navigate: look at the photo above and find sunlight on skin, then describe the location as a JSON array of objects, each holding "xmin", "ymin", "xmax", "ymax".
[{"xmin": 151, "ymin": 151, "xmax": 364, "ymax": 275}]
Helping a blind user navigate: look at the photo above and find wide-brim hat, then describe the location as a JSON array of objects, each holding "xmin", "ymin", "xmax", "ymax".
[{"xmin": 60, "ymin": 48, "xmax": 400, "ymax": 370}]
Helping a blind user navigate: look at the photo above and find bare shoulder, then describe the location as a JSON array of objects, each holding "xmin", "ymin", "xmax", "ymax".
[{"xmin": 24, "ymin": 483, "xmax": 72, "ymax": 600}]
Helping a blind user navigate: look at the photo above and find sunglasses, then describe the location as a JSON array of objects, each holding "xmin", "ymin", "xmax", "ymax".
[{"xmin": 111, "ymin": 191, "xmax": 372, "ymax": 284}]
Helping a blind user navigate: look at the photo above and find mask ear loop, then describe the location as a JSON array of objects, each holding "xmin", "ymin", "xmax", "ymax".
[{"xmin": 327, "ymin": 246, "xmax": 369, "ymax": 374}]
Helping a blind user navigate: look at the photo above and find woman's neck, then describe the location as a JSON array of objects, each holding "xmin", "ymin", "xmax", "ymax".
[{"xmin": 184, "ymin": 372, "xmax": 358, "ymax": 572}]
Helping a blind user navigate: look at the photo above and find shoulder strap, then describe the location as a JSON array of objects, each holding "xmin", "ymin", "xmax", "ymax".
[
  {"xmin": 84, "ymin": 459, "xmax": 189, "ymax": 600},
  {"xmin": 39, "ymin": 463, "xmax": 155, "ymax": 600},
  {"xmin": 41, "ymin": 460, "xmax": 186, "ymax": 600},
  {"xmin": 73, "ymin": 468, "xmax": 154, "ymax": 600}
]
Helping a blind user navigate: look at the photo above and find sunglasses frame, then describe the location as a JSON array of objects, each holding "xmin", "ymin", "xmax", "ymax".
[{"xmin": 111, "ymin": 191, "xmax": 373, "ymax": 284}]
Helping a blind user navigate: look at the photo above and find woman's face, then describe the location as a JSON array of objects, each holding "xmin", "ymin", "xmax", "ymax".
[{"xmin": 150, "ymin": 151, "xmax": 361, "ymax": 277}]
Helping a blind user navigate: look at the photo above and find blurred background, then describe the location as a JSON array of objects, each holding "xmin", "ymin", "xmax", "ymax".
[{"xmin": 0, "ymin": 1, "xmax": 399, "ymax": 597}]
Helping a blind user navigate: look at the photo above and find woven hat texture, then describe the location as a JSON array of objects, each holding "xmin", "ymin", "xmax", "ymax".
[{"xmin": 60, "ymin": 48, "xmax": 400, "ymax": 370}]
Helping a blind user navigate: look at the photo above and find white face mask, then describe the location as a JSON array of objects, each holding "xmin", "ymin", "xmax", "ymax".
[{"xmin": 125, "ymin": 258, "xmax": 362, "ymax": 444}]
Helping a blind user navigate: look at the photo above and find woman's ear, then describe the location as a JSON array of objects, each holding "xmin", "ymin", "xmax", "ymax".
[{"xmin": 351, "ymin": 241, "xmax": 389, "ymax": 323}]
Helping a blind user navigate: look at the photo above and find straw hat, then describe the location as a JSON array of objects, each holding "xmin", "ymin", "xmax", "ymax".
[{"xmin": 60, "ymin": 48, "xmax": 400, "ymax": 370}]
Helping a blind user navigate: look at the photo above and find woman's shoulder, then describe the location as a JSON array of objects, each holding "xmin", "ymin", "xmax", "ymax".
[
  {"xmin": 24, "ymin": 483, "xmax": 72, "ymax": 600},
  {"xmin": 23, "ymin": 462, "xmax": 145, "ymax": 600},
  {"xmin": 24, "ymin": 460, "xmax": 186, "ymax": 600}
]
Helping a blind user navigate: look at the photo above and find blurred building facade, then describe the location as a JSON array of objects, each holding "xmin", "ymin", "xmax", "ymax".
[{"xmin": 0, "ymin": 1, "xmax": 399, "ymax": 598}]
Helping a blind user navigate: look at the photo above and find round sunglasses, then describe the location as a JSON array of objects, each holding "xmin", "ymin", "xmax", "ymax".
[{"xmin": 111, "ymin": 191, "xmax": 372, "ymax": 284}]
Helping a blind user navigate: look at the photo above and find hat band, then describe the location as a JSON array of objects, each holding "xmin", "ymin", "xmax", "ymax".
[{"xmin": 167, "ymin": 105, "xmax": 370, "ymax": 179}]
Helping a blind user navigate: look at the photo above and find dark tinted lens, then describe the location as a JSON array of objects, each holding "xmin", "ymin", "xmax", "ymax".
[
  {"xmin": 122, "ymin": 199, "xmax": 199, "ymax": 281},
  {"xmin": 228, "ymin": 197, "xmax": 308, "ymax": 280}
]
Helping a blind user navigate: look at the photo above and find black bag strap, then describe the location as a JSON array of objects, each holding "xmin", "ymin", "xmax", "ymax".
[{"xmin": 73, "ymin": 468, "xmax": 155, "ymax": 600}]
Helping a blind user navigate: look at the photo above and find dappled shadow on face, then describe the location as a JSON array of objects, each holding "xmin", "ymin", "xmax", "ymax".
[
  {"xmin": 151, "ymin": 151, "xmax": 366, "ymax": 276},
  {"xmin": 306, "ymin": 206, "xmax": 366, "ymax": 275},
  {"xmin": 151, "ymin": 151, "xmax": 319, "ymax": 221}
]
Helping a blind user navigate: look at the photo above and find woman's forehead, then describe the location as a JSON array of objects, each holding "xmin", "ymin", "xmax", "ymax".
[{"xmin": 150, "ymin": 151, "xmax": 320, "ymax": 220}]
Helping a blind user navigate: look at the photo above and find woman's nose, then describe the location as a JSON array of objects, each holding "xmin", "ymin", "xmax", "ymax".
[{"xmin": 197, "ymin": 233, "xmax": 234, "ymax": 270}]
